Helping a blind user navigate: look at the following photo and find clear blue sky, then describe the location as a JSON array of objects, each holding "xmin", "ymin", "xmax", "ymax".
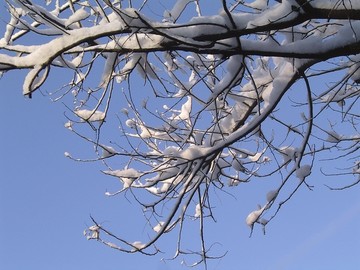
[{"xmin": 1, "ymin": 2, "xmax": 360, "ymax": 270}]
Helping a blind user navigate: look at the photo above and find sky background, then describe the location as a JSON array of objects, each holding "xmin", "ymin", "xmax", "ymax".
[{"xmin": 1, "ymin": 1, "xmax": 360, "ymax": 270}]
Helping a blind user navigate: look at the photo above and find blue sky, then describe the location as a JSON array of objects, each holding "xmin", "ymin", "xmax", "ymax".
[{"xmin": 1, "ymin": 2, "xmax": 360, "ymax": 270}]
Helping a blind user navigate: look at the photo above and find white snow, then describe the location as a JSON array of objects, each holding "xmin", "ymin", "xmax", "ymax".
[
  {"xmin": 86, "ymin": 225, "xmax": 100, "ymax": 240},
  {"xmin": 3, "ymin": 12, "xmax": 19, "ymax": 45},
  {"xmin": 246, "ymin": 0, "xmax": 299, "ymax": 29},
  {"xmin": 103, "ymin": 168, "xmax": 142, "ymax": 189},
  {"xmin": 64, "ymin": 121, "xmax": 73, "ymax": 130},
  {"xmin": 65, "ymin": 8, "xmax": 90, "ymax": 27},
  {"xmin": 218, "ymin": 113, "xmax": 236, "ymax": 134},
  {"xmin": 104, "ymin": 168, "xmax": 141, "ymax": 179},
  {"xmin": 178, "ymin": 145, "xmax": 210, "ymax": 160},
  {"xmin": 194, "ymin": 203, "xmax": 201, "ymax": 218},
  {"xmin": 248, "ymin": 0, "xmax": 268, "ymax": 10},
  {"xmin": 99, "ymin": 52, "xmax": 118, "ymax": 88},
  {"xmin": 262, "ymin": 62, "xmax": 294, "ymax": 107},
  {"xmin": 101, "ymin": 145, "xmax": 116, "ymax": 158},
  {"xmin": 280, "ymin": 146, "xmax": 298, "ymax": 164},
  {"xmin": 228, "ymin": 178, "xmax": 240, "ymax": 187},
  {"xmin": 131, "ymin": 241, "xmax": 145, "ymax": 250},
  {"xmin": 171, "ymin": 96, "xmax": 192, "ymax": 126},
  {"xmin": 138, "ymin": 124, "xmax": 152, "ymax": 139},
  {"xmin": 164, "ymin": 0, "xmax": 193, "ymax": 22},
  {"xmin": 23, "ymin": 65, "xmax": 48, "ymax": 96},
  {"xmin": 248, "ymin": 150, "xmax": 265, "ymax": 162},
  {"xmin": 159, "ymin": 180, "xmax": 172, "ymax": 193},
  {"xmin": 295, "ymin": 165, "xmax": 311, "ymax": 181},
  {"xmin": 163, "ymin": 146, "xmax": 181, "ymax": 156},
  {"xmin": 145, "ymin": 186, "xmax": 159, "ymax": 195},
  {"xmin": 75, "ymin": 109, "xmax": 105, "ymax": 122},
  {"xmin": 120, "ymin": 54, "xmax": 142, "ymax": 77},
  {"xmin": 125, "ymin": 119, "xmax": 137, "ymax": 128},
  {"xmin": 153, "ymin": 222, "xmax": 165, "ymax": 233},
  {"xmin": 211, "ymin": 55, "xmax": 244, "ymax": 97},
  {"xmin": 246, "ymin": 204, "xmax": 267, "ymax": 227}
]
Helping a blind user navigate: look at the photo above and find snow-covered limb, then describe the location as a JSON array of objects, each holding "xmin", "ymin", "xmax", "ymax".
[{"xmin": 2, "ymin": 0, "xmax": 360, "ymax": 266}]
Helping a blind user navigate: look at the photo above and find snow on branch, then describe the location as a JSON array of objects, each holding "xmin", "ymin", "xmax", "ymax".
[{"xmin": 1, "ymin": 0, "xmax": 360, "ymax": 267}]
